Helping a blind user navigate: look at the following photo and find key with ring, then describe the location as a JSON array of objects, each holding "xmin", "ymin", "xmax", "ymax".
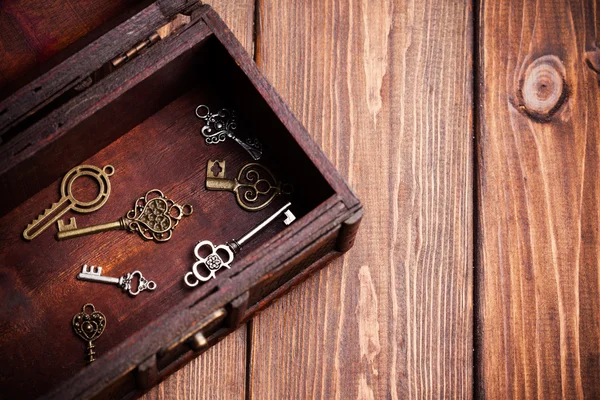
[
  {"xmin": 184, "ymin": 202, "xmax": 296, "ymax": 287},
  {"xmin": 56, "ymin": 189, "xmax": 193, "ymax": 242},
  {"xmin": 22, "ymin": 164, "xmax": 115, "ymax": 240},
  {"xmin": 195, "ymin": 105, "xmax": 263, "ymax": 160},
  {"xmin": 206, "ymin": 160, "xmax": 292, "ymax": 211},
  {"xmin": 77, "ymin": 265, "xmax": 156, "ymax": 296}
]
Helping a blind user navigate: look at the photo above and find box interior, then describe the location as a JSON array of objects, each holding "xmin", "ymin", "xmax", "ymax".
[{"xmin": 0, "ymin": 24, "xmax": 334, "ymax": 398}]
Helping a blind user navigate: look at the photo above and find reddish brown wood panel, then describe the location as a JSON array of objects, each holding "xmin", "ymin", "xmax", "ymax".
[
  {"xmin": 0, "ymin": 0, "xmax": 144, "ymax": 93},
  {"xmin": 476, "ymin": 0, "xmax": 600, "ymax": 398},
  {"xmin": 250, "ymin": 0, "xmax": 473, "ymax": 398}
]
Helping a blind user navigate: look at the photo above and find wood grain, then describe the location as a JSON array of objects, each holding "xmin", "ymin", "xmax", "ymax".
[
  {"xmin": 250, "ymin": 0, "xmax": 473, "ymax": 399},
  {"xmin": 140, "ymin": 1, "xmax": 254, "ymax": 398},
  {"xmin": 0, "ymin": 0, "xmax": 143, "ymax": 95},
  {"xmin": 142, "ymin": 328, "xmax": 247, "ymax": 400},
  {"xmin": 476, "ymin": 0, "xmax": 600, "ymax": 398}
]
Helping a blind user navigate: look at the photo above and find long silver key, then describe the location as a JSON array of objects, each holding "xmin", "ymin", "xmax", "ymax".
[
  {"xmin": 77, "ymin": 265, "xmax": 156, "ymax": 296},
  {"xmin": 184, "ymin": 202, "xmax": 296, "ymax": 287},
  {"xmin": 23, "ymin": 164, "xmax": 114, "ymax": 240}
]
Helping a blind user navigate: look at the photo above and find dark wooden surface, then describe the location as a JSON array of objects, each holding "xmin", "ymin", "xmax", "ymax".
[
  {"xmin": 249, "ymin": 1, "xmax": 473, "ymax": 399},
  {"xmin": 476, "ymin": 0, "xmax": 600, "ymax": 398},
  {"xmin": 9, "ymin": 0, "xmax": 600, "ymax": 399}
]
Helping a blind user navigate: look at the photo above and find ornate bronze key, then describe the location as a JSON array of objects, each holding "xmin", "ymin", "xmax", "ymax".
[
  {"xmin": 184, "ymin": 202, "xmax": 296, "ymax": 286},
  {"xmin": 206, "ymin": 160, "xmax": 292, "ymax": 211},
  {"xmin": 195, "ymin": 105, "xmax": 263, "ymax": 160},
  {"xmin": 23, "ymin": 164, "xmax": 114, "ymax": 240},
  {"xmin": 56, "ymin": 189, "xmax": 193, "ymax": 242},
  {"xmin": 72, "ymin": 303, "xmax": 106, "ymax": 363}
]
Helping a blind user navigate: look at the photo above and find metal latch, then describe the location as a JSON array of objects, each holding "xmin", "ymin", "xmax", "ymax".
[
  {"xmin": 158, "ymin": 307, "xmax": 226, "ymax": 357},
  {"xmin": 111, "ymin": 13, "xmax": 191, "ymax": 68}
]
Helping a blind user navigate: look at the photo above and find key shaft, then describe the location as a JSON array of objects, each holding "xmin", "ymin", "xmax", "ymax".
[
  {"xmin": 227, "ymin": 202, "xmax": 295, "ymax": 254},
  {"xmin": 78, "ymin": 273, "xmax": 120, "ymax": 285},
  {"xmin": 57, "ymin": 220, "xmax": 123, "ymax": 240}
]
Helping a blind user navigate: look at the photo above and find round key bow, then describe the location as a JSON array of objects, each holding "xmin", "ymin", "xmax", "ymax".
[{"xmin": 184, "ymin": 240, "xmax": 235, "ymax": 287}]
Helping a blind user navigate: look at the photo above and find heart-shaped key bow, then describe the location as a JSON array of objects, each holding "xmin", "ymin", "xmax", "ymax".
[{"xmin": 72, "ymin": 304, "xmax": 106, "ymax": 363}]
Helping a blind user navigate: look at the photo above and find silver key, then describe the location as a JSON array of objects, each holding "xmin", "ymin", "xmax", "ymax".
[
  {"xmin": 77, "ymin": 265, "xmax": 156, "ymax": 296},
  {"xmin": 184, "ymin": 202, "xmax": 296, "ymax": 287},
  {"xmin": 195, "ymin": 105, "xmax": 263, "ymax": 160}
]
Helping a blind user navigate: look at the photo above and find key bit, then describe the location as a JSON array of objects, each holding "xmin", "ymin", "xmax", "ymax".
[
  {"xmin": 206, "ymin": 160, "xmax": 292, "ymax": 211},
  {"xmin": 58, "ymin": 217, "xmax": 77, "ymax": 231},
  {"xmin": 56, "ymin": 189, "xmax": 193, "ymax": 242},
  {"xmin": 184, "ymin": 202, "xmax": 296, "ymax": 287}
]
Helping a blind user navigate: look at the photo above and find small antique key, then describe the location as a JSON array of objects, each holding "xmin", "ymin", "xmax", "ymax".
[
  {"xmin": 77, "ymin": 265, "xmax": 156, "ymax": 296},
  {"xmin": 72, "ymin": 303, "xmax": 106, "ymax": 363},
  {"xmin": 184, "ymin": 202, "xmax": 296, "ymax": 287},
  {"xmin": 23, "ymin": 164, "xmax": 114, "ymax": 240},
  {"xmin": 56, "ymin": 189, "xmax": 193, "ymax": 242},
  {"xmin": 206, "ymin": 160, "xmax": 292, "ymax": 211},
  {"xmin": 195, "ymin": 105, "xmax": 263, "ymax": 160}
]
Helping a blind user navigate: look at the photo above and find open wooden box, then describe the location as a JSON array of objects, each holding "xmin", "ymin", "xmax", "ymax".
[{"xmin": 0, "ymin": 1, "xmax": 361, "ymax": 399}]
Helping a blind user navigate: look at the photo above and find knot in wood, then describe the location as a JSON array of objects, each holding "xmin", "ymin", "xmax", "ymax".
[{"xmin": 519, "ymin": 55, "xmax": 567, "ymax": 121}]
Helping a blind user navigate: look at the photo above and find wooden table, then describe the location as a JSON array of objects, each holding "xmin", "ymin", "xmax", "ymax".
[{"xmin": 1, "ymin": 0, "xmax": 598, "ymax": 398}]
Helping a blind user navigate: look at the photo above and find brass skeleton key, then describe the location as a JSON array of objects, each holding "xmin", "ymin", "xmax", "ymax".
[
  {"xmin": 206, "ymin": 160, "xmax": 292, "ymax": 211},
  {"xmin": 56, "ymin": 189, "xmax": 193, "ymax": 242},
  {"xmin": 23, "ymin": 164, "xmax": 114, "ymax": 240}
]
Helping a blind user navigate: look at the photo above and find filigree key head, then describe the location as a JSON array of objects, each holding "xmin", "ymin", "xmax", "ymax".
[
  {"xmin": 195, "ymin": 105, "xmax": 263, "ymax": 160},
  {"xmin": 122, "ymin": 189, "xmax": 193, "ymax": 242},
  {"xmin": 184, "ymin": 240, "xmax": 234, "ymax": 287}
]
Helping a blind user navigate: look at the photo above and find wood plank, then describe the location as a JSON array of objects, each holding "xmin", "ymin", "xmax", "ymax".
[
  {"xmin": 141, "ymin": 327, "xmax": 247, "ymax": 400},
  {"xmin": 476, "ymin": 1, "xmax": 600, "ymax": 398},
  {"xmin": 141, "ymin": 1, "xmax": 254, "ymax": 398},
  {"xmin": 250, "ymin": 1, "xmax": 473, "ymax": 398}
]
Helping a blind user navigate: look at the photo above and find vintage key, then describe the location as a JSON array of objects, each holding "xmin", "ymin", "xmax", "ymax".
[
  {"xmin": 22, "ymin": 164, "xmax": 114, "ymax": 240},
  {"xmin": 195, "ymin": 105, "xmax": 263, "ymax": 160},
  {"xmin": 56, "ymin": 189, "xmax": 193, "ymax": 242},
  {"xmin": 206, "ymin": 160, "xmax": 292, "ymax": 211},
  {"xmin": 77, "ymin": 265, "xmax": 156, "ymax": 296},
  {"xmin": 184, "ymin": 202, "xmax": 296, "ymax": 287},
  {"xmin": 72, "ymin": 303, "xmax": 106, "ymax": 363}
]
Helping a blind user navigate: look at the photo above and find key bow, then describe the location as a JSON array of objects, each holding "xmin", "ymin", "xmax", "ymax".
[
  {"xmin": 195, "ymin": 105, "xmax": 263, "ymax": 160},
  {"xmin": 184, "ymin": 240, "xmax": 234, "ymax": 287},
  {"xmin": 119, "ymin": 271, "xmax": 157, "ymax": 296}
]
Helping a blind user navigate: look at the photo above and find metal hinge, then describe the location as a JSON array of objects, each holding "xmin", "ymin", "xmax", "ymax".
[{"xmin": 110, "ymin": 13, "xmax": 191, "ymax": 68}]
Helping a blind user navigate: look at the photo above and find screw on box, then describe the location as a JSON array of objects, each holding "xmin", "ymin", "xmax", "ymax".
[
  {"xmin": 184, "ymin": 202, "xmax": 296, "ymax": 287},
  {"xmin": 195, "ymin": 105, "xmax": 263, "ymax": 160},
  {"xmin": 206, "ymin": 160, "xmax": 292, "ymax": 211}
]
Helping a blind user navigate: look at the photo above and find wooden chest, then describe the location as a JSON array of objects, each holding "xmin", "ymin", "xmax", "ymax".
[{"xmin": 0, "ymin": 1, "xmax": 362, "ymax": 398}]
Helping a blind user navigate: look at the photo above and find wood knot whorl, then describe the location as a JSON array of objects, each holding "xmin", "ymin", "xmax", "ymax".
[{"xmin": 518, "ymin": 55, "xmax": 567, "ymax": 122}]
